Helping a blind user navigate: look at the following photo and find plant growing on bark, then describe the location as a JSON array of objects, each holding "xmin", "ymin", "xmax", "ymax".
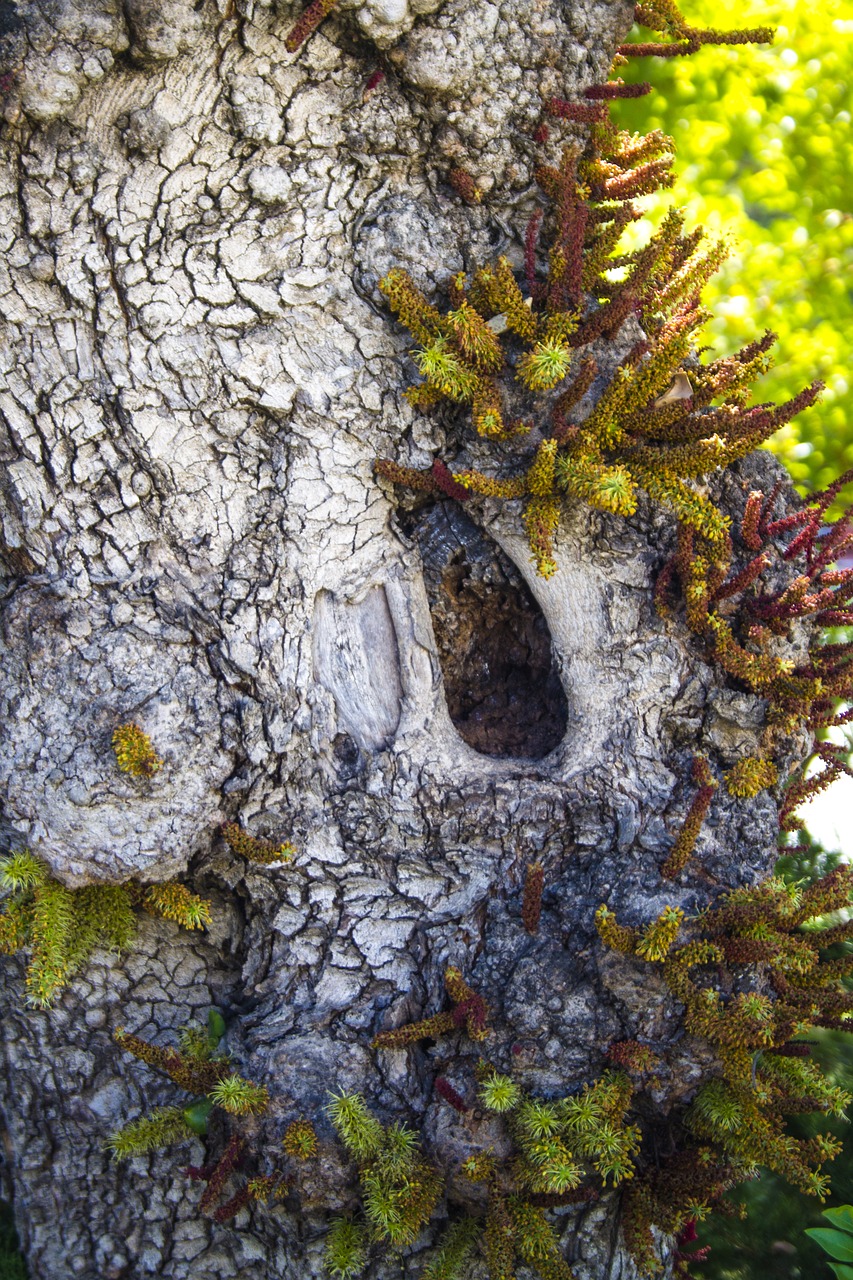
[
  {"xmin": 724, "ymin": 756, "xmax": 779, "ymax": 800},
  {"xmin": 433, "ymin": 1065, "xmax": 641, "ymax": 1280},
  {"xmin": 372, "ymin": 966, "xmax": 490, "ymax": 1048},
  {"xmin": 420, "ymin": 1218, "xmax": 481, "ymax": 1280},
  {"xmin": 0, "ymin": 851, "xmax": 212, "ymax": 1007},
  {"xmin": 375, "ymin": 81, "xmax": 815, "ymax": 578},
  {"xmin": 325, "ymin": 1091, "xmax": 442, "ymax": 1262},
  {"xmin": 110, "ymin": 1012, "xmax": 274, "ymax": 1221},
  {"xmin": 607, "ymin": 1039, "xmax": 661, "ymax": 1077},
  {"xmin": 141, "ymin": 881, "xmax": 212, "ymax": 930},
  {"xmin": 656, "ymin": 469, "xmax": 853, "ymax": 820},
  {"xmin": 522, "ymin": 862, "xmax": 545, "ymax": 934},
  {"xmin": 376, "ymin": 1055, "xmax": 642, "ymax": 1280},
  {"xmin": 596, "ymin": 866, "xmax": 853, "ymax": 1256},
  {"xmin": 285, "ymin": 0, "xmax": 339, "ymax": 53},
  {"xmin": 488, "ymin": 1067, "xmax": 641, "ymax": 1191},
  {"xmin": 283, "ymin": 1118, "xmax": 318, "ymax": 1160},
  {"xmin": 324, "ymin": 1216, "xmax": 369, "ymax": 1279},
  {"xmin": 112, "ymin": 722, "xmax": 162, "ymax": 777},
  {"xmin": 107, "ymin": 1009, "xmax": 229, "ymax": 1158},
  {"xmin": 221, "ymin": 822, "xmax": 296, "ymax": 866},
  {"xmin": 662, "ymin": 754, "xmax": 718, "ymax": 878},
  {"xmin": 621, "ymin": 1149, "xmax": 742, "ymax": 1277}
]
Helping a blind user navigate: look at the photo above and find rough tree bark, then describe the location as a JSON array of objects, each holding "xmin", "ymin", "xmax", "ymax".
[{"xmin": 0, "ymin": 2, "xmax": 792, "ymax": 1278}]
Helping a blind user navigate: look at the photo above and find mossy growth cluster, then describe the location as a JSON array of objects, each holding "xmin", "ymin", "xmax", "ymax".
[
  {"xmin": 598, "ymin": 869, "xmax": 853, "ymax": 1271},
  {"xmin": 321, "ymin": 1062, "xmax": 643, "ymax": 1280},
  {"xmin": 656, "ymin": 469, "xmax": 853, "ymax": 820},
  {"xmin": 220, "ymin": 822, "xmax": 296, "ymax": 866},
  {"xmin": 0, "ymin": 851, "xmax": 211, "ymax": 1007},
  {"xmin": 112, "ymin": 723, "xmax": 162, "ymax": 777},
  {"xmin": 325, "ymin": 1092, "xmax": 442, "ymax": 1266},
  {"xmin": 375, "ymin": 99, "xmax": 820, "ymax": 580},
  {"xmin": 110, "ymin": 1013, "xmax": 280, "ymax": 1222}
]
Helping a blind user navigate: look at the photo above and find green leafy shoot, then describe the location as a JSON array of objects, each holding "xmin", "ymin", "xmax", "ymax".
[
  {"xmin": 208, "ymin": 1073, "xmax": 269, "ymax": 1116},
  {"xmin": 324, "ymin": 1217, "xmax": 368, "ymax": 1279},
  {"xmin": 326, "ymin": 1091, "xmax": 384, "ymax": 1161},
  {"xmin": 106, "ymin": 1106, "xmax": 196, "ymax": 1161}
]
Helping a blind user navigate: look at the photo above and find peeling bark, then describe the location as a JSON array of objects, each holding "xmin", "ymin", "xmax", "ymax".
[{"xmin": 0, "ymin": 2, "xmax": 796, "ymax": 1278}]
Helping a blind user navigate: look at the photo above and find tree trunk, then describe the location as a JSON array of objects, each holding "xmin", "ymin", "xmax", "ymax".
[{"xmin": 0, "ymin": 2, "xmax": 790, "ymax": 1278}]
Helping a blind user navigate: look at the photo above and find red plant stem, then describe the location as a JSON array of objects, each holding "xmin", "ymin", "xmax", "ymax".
[
  {"xmin": 767, "ymin": 1043, "xmax": 815, "ymax": 1057},
  {"xmin": 432, "ymin": 459, "xmax": 472, "ymax": 502},
  {"xmin": 654, "ymin": 555, "xmax": 678, "ymax": 614},
  {"xmin": 741, "ymin": 492, "xmax": 764, "ymax": 551},
  {"xmin": 435, "ymin": 1077, "xmax": 468, "ymax": 1113},
  {"xmin": 811, "ymin": 523, "xmax": 853, "ymax": 574},
  {"xmin": 563, "ymin": 200, "xmax": 588, "ymax": 305},
  {"xmin": 815, "ymin": 743, "xmax": 853, "ymax": 779},
  {"xmin": 199, "ymin": 1135, "xmax": 244, "ymax": 1214},
  {"xmin": 712, "ymin": 553, "xmax": 770, "ymax": 603},
  {"xmin": 780, "ymin": 763, "xmax": 841, "ymax": 831},
  {"xmin": 585, "ymin": 81, "xmax": 652, "ymax": 98},
  {"xmin": 452, "ymin": 994, "xmax": 488, "ymax": 1037},
  {"xmin": 448, "ymin": 167, "xmax": 482, "ymax": 204},
  {"xmin": 285, "ymin": 0, "xmax": 338, "ymax": 53},
  {"xmin": 617, "ymin": 40, "xmax": 698, "ymax": 57},
  {"xmin": 522, "ymin": 862, "xmax": 544, "ymax": 934},
  {"xmin": 525, "ymin": 209, "xmax": 544, "ymax": 299},
  {"xmin": 544, "ymin": 97, "xmax": 608, "ymax": 122},
  {"xmin": 757, "ymin": 480, "xmax": 786, "ymax": 536},
  {"xmin": 214, "ymin": 1185, "xmax": 251, "ymax": 1223},
  {"xmin": 662, "ymin": 756, "xmax": 716, "ymax": 879},
  {"xmin": 363, "ymin": 69, "xmax": 385, "ymax": 95}
]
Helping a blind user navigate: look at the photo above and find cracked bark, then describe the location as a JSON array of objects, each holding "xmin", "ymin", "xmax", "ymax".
[{"xmin": 0, "ymin": 2, "xmax": 798, "ymax": 1278}]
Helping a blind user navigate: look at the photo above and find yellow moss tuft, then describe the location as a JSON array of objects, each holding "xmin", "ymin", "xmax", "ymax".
[
  {"xmin": 725, "ymin": 757, "xmax": 779, "ymax": 799},
  {"xmin": 143, "ymin": 883, "xmax": 212, "ymax": 931},
  {"xmin": 112, "ymin": 723, "xmax": 162, "ymax": 778}
]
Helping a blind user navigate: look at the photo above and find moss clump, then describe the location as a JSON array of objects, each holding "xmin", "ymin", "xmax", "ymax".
[
  {"xmin": 327, "ymin": 1092, "xmax": 442, "ymax": 1249},
  {"xmin": 0, "ymin": 852, "xmax": 209, "ymax": 1008},
  {"xmin": 112, "ymin": 723, "xmax": 162, "ymax": 777}
]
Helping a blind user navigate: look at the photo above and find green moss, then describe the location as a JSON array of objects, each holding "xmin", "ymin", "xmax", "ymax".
[{"xmin": 0, "ymin": 852, "xmax": 212, "ymax": 1008}]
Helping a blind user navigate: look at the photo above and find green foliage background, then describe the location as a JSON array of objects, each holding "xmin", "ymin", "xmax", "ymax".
[
  {"xmin": 0, "ymin": 1203, "xmax": 26, "ymax": 1280},
  {"xmin": 613, "ymin": 0, "xmax": 853, "ymax": 502}
]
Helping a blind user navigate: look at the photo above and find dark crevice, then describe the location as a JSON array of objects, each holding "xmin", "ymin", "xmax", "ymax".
[{"xmin": 404, "ymin": 501, "xmax": 568, "ymax": 759}]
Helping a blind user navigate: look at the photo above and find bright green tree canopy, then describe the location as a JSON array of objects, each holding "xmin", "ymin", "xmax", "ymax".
[{"xmin": 614, "ymin": 0, "xmax": 853, "ymax": 500}]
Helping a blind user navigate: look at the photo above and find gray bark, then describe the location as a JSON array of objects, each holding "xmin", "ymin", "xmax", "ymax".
[{"xmin": 0, "ymin": 2, "xmax": 791, "ymax": 1278}]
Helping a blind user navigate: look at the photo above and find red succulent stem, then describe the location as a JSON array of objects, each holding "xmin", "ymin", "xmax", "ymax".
[
  {"xmin": 544, "ymin": 97, "xmax": 608, "ymax": 122},
  {"xmin": 524, "ymin": 208, "xmax": 544, "ymax": 300},
  {"xmin": 585, "ymin": 81, "xmax": 652, "ymax": 98}
]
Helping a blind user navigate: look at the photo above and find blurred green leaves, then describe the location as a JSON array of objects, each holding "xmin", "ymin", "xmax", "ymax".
[
  {"xmin": 613, "ymin": 0, "xmax": 853, "ymax": 498},
  {"xmin": 806, "ymin": 1205, "xmax": 853, "ymax": 1274},
  {"xmin": 0, "ymin": 1203, "xmax": 26, "ymax": 1280}
]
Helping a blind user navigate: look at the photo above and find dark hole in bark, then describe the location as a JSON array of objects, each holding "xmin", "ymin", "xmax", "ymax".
[
  {"xmin": 402, "ymin": 501, "xmax": 568, "ymax": 759},
  {"xmin": 333, "ymin": 733, "xmax": 361, "ymax": 778}
]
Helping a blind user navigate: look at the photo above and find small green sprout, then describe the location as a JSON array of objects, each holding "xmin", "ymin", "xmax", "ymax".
[
  {"xmin": 324, "ymin": 1217, "xmax": 367, "ymax": 1279},
  {"xmin": 479, "ymin": 1071, "xmax": 521, "ymax": 1113},
  {"xmin": 209, "ymin": 1073, "xmax": 269, "ymax": 1116}
]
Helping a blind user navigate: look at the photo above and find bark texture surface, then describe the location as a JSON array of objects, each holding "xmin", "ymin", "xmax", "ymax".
[{"xmin": 0, "ymin": 2, "xmax": 792, "ymax": 1278}]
